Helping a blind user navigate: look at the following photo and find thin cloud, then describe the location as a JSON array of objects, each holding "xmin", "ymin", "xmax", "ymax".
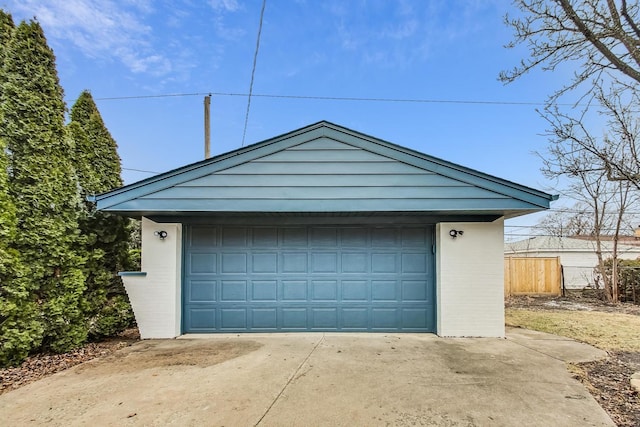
[
  {"xmin": 7, "ymin": 0, "xmax": 170, "ymax": 75},
  {"xmin": 208, "ymin": 0, "xmax": 241, "ymax": 13},
  {"xmin": 326, "ymin": 1, "xmax": 499, "ymax": 67},
  {"xmin": 381, "ymin": 19, "xmax": 418, "ymax": 40},
  {"xmin": 212, "ymin": 14, "xmax": 246, "ymax": 41}
]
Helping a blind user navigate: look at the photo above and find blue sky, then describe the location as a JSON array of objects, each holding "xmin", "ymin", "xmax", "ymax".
[{"xmin": 2, "ymin": 0, "xmax": 573, "ymax": 236}]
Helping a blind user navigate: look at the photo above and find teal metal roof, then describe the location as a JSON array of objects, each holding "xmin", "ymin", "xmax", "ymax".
[{"xmin": 94, "ymin": 121, "xmax": 556, "ymax": 219}]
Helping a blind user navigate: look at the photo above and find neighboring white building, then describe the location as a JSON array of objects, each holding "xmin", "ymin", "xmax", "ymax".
[{"xmin": 505, "ymin": 236, "xmax": 640, "ymax": 289}]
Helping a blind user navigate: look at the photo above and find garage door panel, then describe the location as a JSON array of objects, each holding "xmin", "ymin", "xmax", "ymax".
[
  {"xmin": 187, "ymin": 308, "xmax": 216, "ymax": 330},
  {"xmin": 252, "ymin": 253, "xmax": 278, "ymax": 273},
  {"xmin": 281, "ymin": 308, "xmax": 308, "ymax": 329},
  {"xmin": 189, "ymin": 253, "xmax": 217, "ymax": 274},
  {"xmin": 311, "ymin": 280, "xmax": 338, "ymax": 301},
  {"xmin": 220, "ymin": 308, "xmax": 247, "ymax": 329},
  {"xmin": 402, "ymin": 228, "xmax": 427, "ymax": 246},
  {"xmin": 311, "ymin": 308, "xmax": 338, "ymax": 329},
  {"xmin": 220, "ymin": 280, "xmax": 247, "ymax": 301},
  {"xmin": 402, "ymin": 308, "xmax": 429, "ymax": 328},
  {"xmin": 188, "ymin": 280, "xmax": 217, "ymax": 302},
  {"xmin": 283, "ymin": 228, "xmax": 308, "ymax": 246},
  {"xmin": 282, "ymin": 280, "xmax": 308, "ymax": 301},
  {"xmin": 311, "ymin": 253, "xmax": 338, "ymax": 273},
  {"xmin": 402, "ymin": 280, "xmax": 428, "ymax": 301},
  {"xmin": 341, "ymin": 308, "xmax": 368, "ymax": 329},
  {"xmin": 402, "ymin": 253, "xmax": 427, "ymax": 273},
  {"xmin": 184, "ymin": 225, "xmax": 434, "ymax": 333},
  {"xmin": 372, "ymin": 308, "xmax": 399, "ymax": 329},
  {"xmin": 371, "ymin": 280, "xmax": 399, "ymax": 301},
  {"xmin": 222, "ymin": 228, "xmax": 247, "ymax": 246},
  {"xmin": 190, "ymin": 227, "xmax": 217, "ymax": 248},
  {"xmin": 221, "ymin": 253, "xmax": 247, "ymax": 273},
  {"xmin": 251, "ymin": 280, "xmax": 277, "ymax": 301},
  {"xmin": 371, "ymin": 228, "xmax": 399, "ymax": 246},
  {"xmin": 340, "ymin": 228, "xmax": 368, "ymax": 246},
  {"xmin": 372, "ymin": 253, "xmax": 397, "ymax": 273},
  {"xmin": 341, "ymin": 280, "xmax": 368, "ymax": 301},
  {"xmin": 253, "ymin": 228, "xmax": 278, "ymax": 246},
  {"xmin": 341, "ymin": 252, "xmax": 367, "ymax": 273},
  {"xmin": 282, "ymin": 253, "xmax": 307, "ymax": 273},
  {"xmin": 251, "ymin": 308, "xmax": 277, "ymax": 329},
  {"xmin": 311, "ymin": 227, "xmax": 338, "ymax": 246}
]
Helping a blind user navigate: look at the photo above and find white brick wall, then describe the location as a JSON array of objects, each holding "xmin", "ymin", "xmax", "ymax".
[
  {"xmin": 120, "ymin": 217, "xmax": 182, "ymax": 339},
  {"xmin": 436, "ymin": 219, "xmax": 505, "ymax": 337}
]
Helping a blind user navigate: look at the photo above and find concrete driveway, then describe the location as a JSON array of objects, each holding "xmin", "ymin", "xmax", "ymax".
[{"xmin": 0, "ymin": 328, "xmax": 613, "ymax": 426}]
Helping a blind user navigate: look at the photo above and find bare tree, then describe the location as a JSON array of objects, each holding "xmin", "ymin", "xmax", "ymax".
[
  {"xmin": 503, "ymin": 1, "xmax": 640, "ymax": 300},
  {"xmin": 501, "ymin": 0, "xmax": 640, "ymax": 100},
  {"xmin": 535, "ymin": 205, "xmax": 593, "ymax": 237},
  {"xmin": 595, "ymin": 85, "xmax": 640, "ymax": 186},
  {"xmin": 538, "ymin": 111, "xmax": 638, "ymax": 300},
  {"xmin": 540, "ymin": 83, "xmax": 640, "ymax": 186},
  {"xmin": 503, "ymin": 1, "xmax": 640, "ymax": 188}
]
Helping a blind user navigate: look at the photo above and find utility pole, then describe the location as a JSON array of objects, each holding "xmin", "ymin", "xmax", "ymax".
[{"xmin": 204, "ymin": 94, "xmax": 211, "ymax": 159}]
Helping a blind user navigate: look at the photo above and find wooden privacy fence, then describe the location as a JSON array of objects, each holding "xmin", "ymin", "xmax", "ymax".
[{"xmin": 504, "ymin": 256, "xmax": 562, "ymax": 296}]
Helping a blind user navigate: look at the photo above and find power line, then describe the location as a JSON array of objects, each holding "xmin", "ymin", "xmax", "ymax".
[
  {"xmin": 241, "ymin": 0, "xmax": 267, "ymax": 148},
  {"xmin": 545, "ymin": 207, "xmax": 640, "ymax": 215},
  {"xmin": 504, "ymin": 232, "xmax": 634, "ymax": 237},
  {"xmin": 95, "ymin": 92, "xmax": 205, "ymax": 101},
  {"xmin": 505, "ymin": 225, "xmax": 640, "ymax": 233},
  {"xmin": 122, "ymin": 167, "xmax": 160, "ymax": 174},
  {"xmin": 91, "ymin": 91, "xmax": 559, "ymax": 106}
]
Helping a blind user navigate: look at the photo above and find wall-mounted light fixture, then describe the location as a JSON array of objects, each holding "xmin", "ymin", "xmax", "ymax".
[
  {"xmin": 449, "ymin": 229, "xmax": 464, "ymax": 239},
  {"xmin": 154, "ymin": 230, "xmax": 168, "ymax": 240}
]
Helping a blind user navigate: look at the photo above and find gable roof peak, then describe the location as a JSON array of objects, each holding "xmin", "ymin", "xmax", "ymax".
[{"xmin": 93, "ymin": 121, "xmax": 556, "ymax": 218}]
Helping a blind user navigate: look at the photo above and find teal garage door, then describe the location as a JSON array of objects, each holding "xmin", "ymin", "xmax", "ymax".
[{"xmin": 183, "ymin": 225, "xmax": 435, "ymax": 333}]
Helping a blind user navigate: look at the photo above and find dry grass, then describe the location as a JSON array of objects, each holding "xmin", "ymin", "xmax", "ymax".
[{"xmin": 505, "ymin": 308, "xmax": 640, "ymax": 352}]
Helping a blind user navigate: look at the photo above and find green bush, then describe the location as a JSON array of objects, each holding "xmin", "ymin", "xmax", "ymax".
[
  {"xmin": 89, "ymin": 294, "xmax": 135, "ymax": 339},
  {"xmin": 70, "ymin": 91, "xmax": 135, "ymax": 341},
  {"xmin": 0, "ymin": 14, "xmax": 135, "ymax": 366}
]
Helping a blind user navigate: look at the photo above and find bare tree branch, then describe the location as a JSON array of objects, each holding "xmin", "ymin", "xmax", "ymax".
[
  {"xmin": 621, "ymin": 0, "xmax": 640, "ymax": 39},
  {"xmin": 502, "ymin": 0, "xmax": 640, "ymax": 96}
]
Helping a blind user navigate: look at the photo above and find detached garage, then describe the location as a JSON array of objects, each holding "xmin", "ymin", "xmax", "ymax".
[{"xmin": 95, "ymin": 121, "xmax": 555, "ymax": 338}]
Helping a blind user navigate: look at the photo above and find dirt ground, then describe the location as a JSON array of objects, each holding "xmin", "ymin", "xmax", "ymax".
[
  {"xmin": 0, "ymin": 329, "xmax": 141, "ymax": 395},
  {"xmin": 507, "ymin": 294, "xmax": 640, "ymax": 427},
  {"xmin": 506, "ymin": 292, "xmax": 640, "ymax": 316}
]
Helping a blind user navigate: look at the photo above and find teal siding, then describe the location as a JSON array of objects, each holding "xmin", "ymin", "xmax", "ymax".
[
  {"xmin": 95, "ymin": 121, "xmax": 556, "ymax": 217},
  {"xmin": 142, "ymin": 186, "xmax": 508, "ymax": 200},
  {"xmin": 110, "ymin": 138, "xmax": 523, "ymax": 212},
  {"xmin": 109, "ymin": 198, "xmax": 536, "ymax": 212},
  {"xmin": 178, "ymin": 173, "xmax": 468, "ymax": 187}
]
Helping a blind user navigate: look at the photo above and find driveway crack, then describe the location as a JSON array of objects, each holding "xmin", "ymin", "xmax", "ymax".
[
  {"xmin": 254, "ymin": 334, "xmax": 325, "ymax": 426},
  {"xmin": 507, "ymin": 338, "xmax": 573, "ymax": 362}
]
